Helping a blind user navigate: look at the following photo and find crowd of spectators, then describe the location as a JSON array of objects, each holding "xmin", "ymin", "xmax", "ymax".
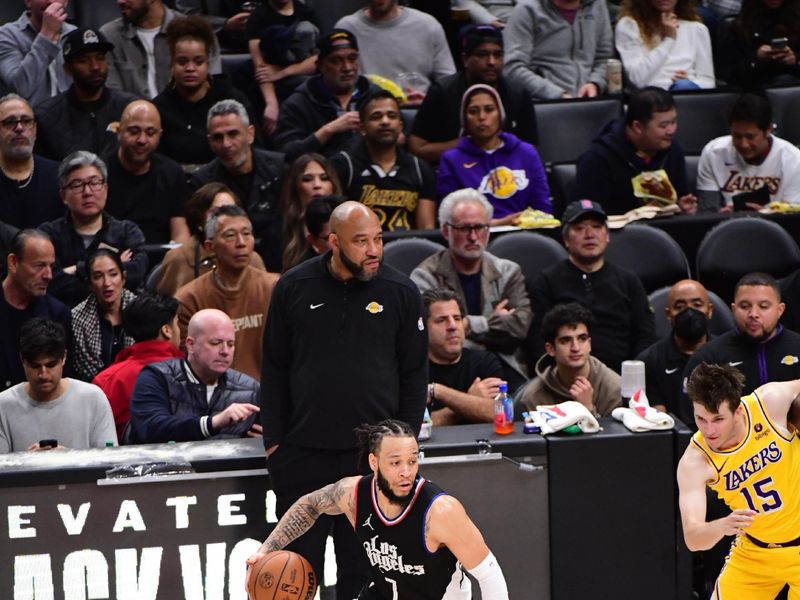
[
  {"xmin": 1, "ymin": 0, "xmax": 800, "ymax": 467},
  {"xmin": 5, "ymin": 6, "xmax": 800, "ymax": 599}
]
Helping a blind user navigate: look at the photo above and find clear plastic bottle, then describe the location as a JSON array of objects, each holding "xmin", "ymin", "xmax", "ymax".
[
  {"xmin": 493, "ymin": 383, "xmax": 514, "ymax": 435},
  {"xmin": 419, "ymin": 407, "xmax": 433, "ymax": 440}
]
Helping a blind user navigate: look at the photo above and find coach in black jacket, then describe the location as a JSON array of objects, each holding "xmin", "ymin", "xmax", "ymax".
[{"xmin": 261, "ymin": 201, "xmax": 427, "ymax": 600}]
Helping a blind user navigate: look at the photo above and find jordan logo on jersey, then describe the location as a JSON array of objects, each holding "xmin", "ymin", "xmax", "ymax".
[
  {"xmin": 363, "ymin": 535, "xmax": 425, "ymax": 576},
  {"xmin": 724, "ymin": 441, "xmax": 782, "ymax": 491},
  {"xmin": 362, "ymin": 515, "xmax": 375, "ymax": 531}
]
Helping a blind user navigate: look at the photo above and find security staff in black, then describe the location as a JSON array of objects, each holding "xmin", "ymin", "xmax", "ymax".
[
  {"xmin": 248, "ymin": 420, "xmax": 510, "ymax": 600},
  {"xmin": 260, "ymin": 204, "xmax": 428, "ymax": 600},
  {"xmin": 679, "ymin": 273, "xmax": 800, "ymax": 426},
  {"xmin": 637, "ymin": 279, "xmax": 715, "ymax": 414}
]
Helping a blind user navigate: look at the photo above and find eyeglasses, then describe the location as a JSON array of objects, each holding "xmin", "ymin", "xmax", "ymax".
[
  {"xmin": 447, "ymin": 222, "xmax": 490, "ymax": 235},
  {"xmin": 63, "ymin": 177, "xmax": 105, "ymax": 192},
  {"xmin": 0, "ymin": 116, "xmax": 35, "ymax": 131}
]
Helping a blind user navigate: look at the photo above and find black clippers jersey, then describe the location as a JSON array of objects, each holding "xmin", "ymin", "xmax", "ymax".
[{"xmin": 354, "ymin": 474, "xmax": 471, "ymax": 600}]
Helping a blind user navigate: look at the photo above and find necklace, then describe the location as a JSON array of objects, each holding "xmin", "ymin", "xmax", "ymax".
[{"xmin": 5, "ymin": 160, "xmax": 34, "ymax": 189}]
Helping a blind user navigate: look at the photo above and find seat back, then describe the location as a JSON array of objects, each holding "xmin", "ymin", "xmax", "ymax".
[
  {"xmin": 549, "ymin": 163, "xmax": 578, "ymax": 219},
  {"xmin": 487, "ymin": 232, "xmax": 568, "ymax": 287},
  {"xmin": 144, "ymin": 262, "xmax": 164, "ymax": 293},
  {"xmin": 606, "ymin": 224, "xmax": 690, "ymax": 293},
  {"xmin": 73, "ymin": 0, "xmax": 119, "ymax": 29},
  {"xmin": 672, "ymin": 91, "xmax": 739, "ymax": 154},
  {"xmin": 696, "ymin": 217, "xmax": 800, "ymax": 302},
  {"xmin": 648, "ymin": 286, "xmax": 736, "ymax": 339},
  {"xmin": 533, "ymin": 98, "xmax": 624, "ymax": 165},
  {"xmin": 0, "ymin": 1, "xmax": 25, "ymax": 25},
  {"xmin": 383, "ymin": 237, "xmax": 445, "ymax": 276},
  {"xmin": 766, "ymin": 86, "xmax": 800, "ymax": 146},
  {"xmin": 685, "ymin": 155, "xmax": 700, "ymax": 194}
]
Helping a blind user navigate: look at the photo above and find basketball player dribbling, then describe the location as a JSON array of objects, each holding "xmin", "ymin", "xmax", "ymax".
[
  {"xmin": 247, "ymin": 419, "xmax": 509, "ymax": 600},
  {"xmin": 677, "ymin": 362, "xmax": 800, "ymax": 598}
]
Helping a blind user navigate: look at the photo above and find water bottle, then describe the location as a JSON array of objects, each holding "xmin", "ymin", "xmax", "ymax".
[
  {"xmin": 493, "ymin": 383, "xmax": 514, "ymax": 435},
  {"xmin": 419, "ymin": 407, "xmax": 433, "ymax": 440}
]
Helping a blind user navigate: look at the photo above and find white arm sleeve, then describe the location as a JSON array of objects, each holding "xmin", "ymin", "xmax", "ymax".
[{"xmin": 466, "ymin": 552, "xmax": 509, "ymax": 600}]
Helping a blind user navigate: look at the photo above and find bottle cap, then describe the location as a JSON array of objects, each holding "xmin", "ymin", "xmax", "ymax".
[{"xmin": 499, "ymin": 382, "xmax": 508, "ymax": 393}]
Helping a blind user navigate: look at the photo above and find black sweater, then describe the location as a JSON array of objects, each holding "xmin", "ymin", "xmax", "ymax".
[
  {"xmin": 529, "ymin": 259, "xmax": 656, "ymax": 373},
  {"xmin": 260, "ymin": 253, "xmax": 428, "ymax": 449}
]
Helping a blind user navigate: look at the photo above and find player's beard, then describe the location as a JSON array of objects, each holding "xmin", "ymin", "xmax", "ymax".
[{"xmin": 376, "ymin": 468, "xmax": 412, "ymax": 507}]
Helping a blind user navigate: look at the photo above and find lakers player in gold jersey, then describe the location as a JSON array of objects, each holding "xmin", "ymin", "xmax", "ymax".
[{"xmin": 677, "ymin": 362, "xmax": 800, "ymax": 599}]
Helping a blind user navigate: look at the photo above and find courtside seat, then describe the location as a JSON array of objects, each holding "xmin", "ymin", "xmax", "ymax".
[
  {"xmin": 696, "ymin": 217, "xmax": 800, "ymax": 303},
  {"xmin": 606, "ymin": 224, "xmax": 690, "ymax": 293},
  {"xmin": 384, "ymin": 237, "xmax": 445, "ymax": 277}
]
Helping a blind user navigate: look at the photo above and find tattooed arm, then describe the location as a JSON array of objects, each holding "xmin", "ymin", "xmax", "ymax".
[{"xmin": 246, "ymin": 476, "xmax": 359, "ymax": 566}]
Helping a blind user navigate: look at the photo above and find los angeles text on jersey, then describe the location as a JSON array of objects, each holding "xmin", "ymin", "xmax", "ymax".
[
  {"xmin": 363, "ymin": 535, "xmax": 426, "ymax": 575},
  {"xmin": 724, "ymin": 441, "xmax": 782, "ymax": 491}
]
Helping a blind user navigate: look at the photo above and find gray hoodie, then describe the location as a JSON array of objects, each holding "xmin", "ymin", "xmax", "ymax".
[{"xmin": 503, "ymin": 0, "xmax": 614, "ymax": 99}]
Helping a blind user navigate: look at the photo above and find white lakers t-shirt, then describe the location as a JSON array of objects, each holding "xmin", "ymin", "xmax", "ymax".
[{"xmin": 697, "ymin": 134, "xmax": 800, "ymax": 206}]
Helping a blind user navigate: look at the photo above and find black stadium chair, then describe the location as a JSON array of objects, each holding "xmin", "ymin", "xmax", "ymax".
[
  {"xmin": 766, "ymin": 86, "xmax": 800, "ymax": 146},
  {"xmin": 73, "ymin": 0, "xmax": 119, "ymax": 30},
  {"xmin": 383, "ymin": 237, "xmax": 445, "ymax": 277},
  {"xmin": 221, "ymin": 53, "xmax": 250, "ymax": 79},
  {"xmin": 685, "ymin": 155, "xmax": 700, "ymax": 195},
  {"xmin": 606, "ymin": 224, "xmax": 691, "ymax": 293},
  {"xmin": 696, "ymin": 217, "xmax": 800, "ymax": 303},
  {"xmin": 648, "ymin": 286, "xmax": 736, "ymax": 339},
  {"xmin": 533, "ymin": 98, "xmax": 624, "ymax": 165},
  {"xmin": 144, "ymin": 262, "xmax": 164, "ymax": 293},
  {"xmin": 549, "ymin": 163, "xmax": 578, "ymax": 219},
  {"xmin": 672, "ymin": 91, "xmax": 739, "ymax": 155},
  {"xmin": 401, "ymin": 108, "xmax": 417, "ymax": 137},
  {"xmin": 487, "ymin": 231, "xmax": 568, "ymax": 287},
  {"xmin": 0, "ymin": 1, "xmax": 25, "ymax": 24}
]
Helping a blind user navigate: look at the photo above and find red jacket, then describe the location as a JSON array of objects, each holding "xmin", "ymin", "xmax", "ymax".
[{"xmin": 93, "ymin": 340, "xmax": 185, "ymax": 439}]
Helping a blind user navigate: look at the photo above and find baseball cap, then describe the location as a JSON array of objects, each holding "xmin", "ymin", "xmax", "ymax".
[
  {"xmin": 562, "ymin": 200, "xmax": 607, "ymax": 224},
  {"xmin": 318, "ymin": 29, "xmax": 359, "ymax": 61},
  {"xmin": 459, "ymin": 24, "xmax": 504, "ymax": 56},
  {"xmin": 63, "ymin": 28, "xmax": 114, "ymax": 61}
]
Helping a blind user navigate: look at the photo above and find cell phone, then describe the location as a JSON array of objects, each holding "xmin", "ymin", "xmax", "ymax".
[
  {"xmin": 39, "ymin": 439, "xmax": 57, "ymax": 448},
  {"xmin": 771, "ymin": 37, "xmax": 789, "ymax": 49},
  {"xmin": 732, "ymin": 186, "xmax": 770, "ymax": 211}
]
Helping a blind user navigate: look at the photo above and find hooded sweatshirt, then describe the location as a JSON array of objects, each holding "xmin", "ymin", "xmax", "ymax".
[
  {"xmin": 575, "ymin": 117, "xmax": 689, "ymax": 216},
  {"xmin": 503, "ymin": 0, "xmax": 614, "ymax": 99},
  {"xmin": 438, "ymin": 84, "xmax": 550, "ymax": 217},
  {"xmin": 273, "ymin": 74, "xmax": 377, "ymax": 161},
  {"xmin": 516, "ymin": 353, "xmax": 622, "ymax": 417}
]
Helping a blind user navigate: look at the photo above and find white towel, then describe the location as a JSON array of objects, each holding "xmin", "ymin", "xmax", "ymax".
[
  {"xmin": 612, "ymin": 389, "xmax": 675, "ymax": 432},
  {"xmin": 529, "ymin": 401, "xmax": 601, "ymax": 435}
]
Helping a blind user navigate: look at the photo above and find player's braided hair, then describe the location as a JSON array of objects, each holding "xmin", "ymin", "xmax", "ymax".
[{"xmin": 355, "ymin": 420, "xmax": 416, "ymax": 471}]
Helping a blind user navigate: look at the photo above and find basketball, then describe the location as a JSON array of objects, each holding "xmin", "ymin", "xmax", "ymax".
[{"xmin": 246, "ymin": 550, "xmax": 316, "ymax": 600}]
